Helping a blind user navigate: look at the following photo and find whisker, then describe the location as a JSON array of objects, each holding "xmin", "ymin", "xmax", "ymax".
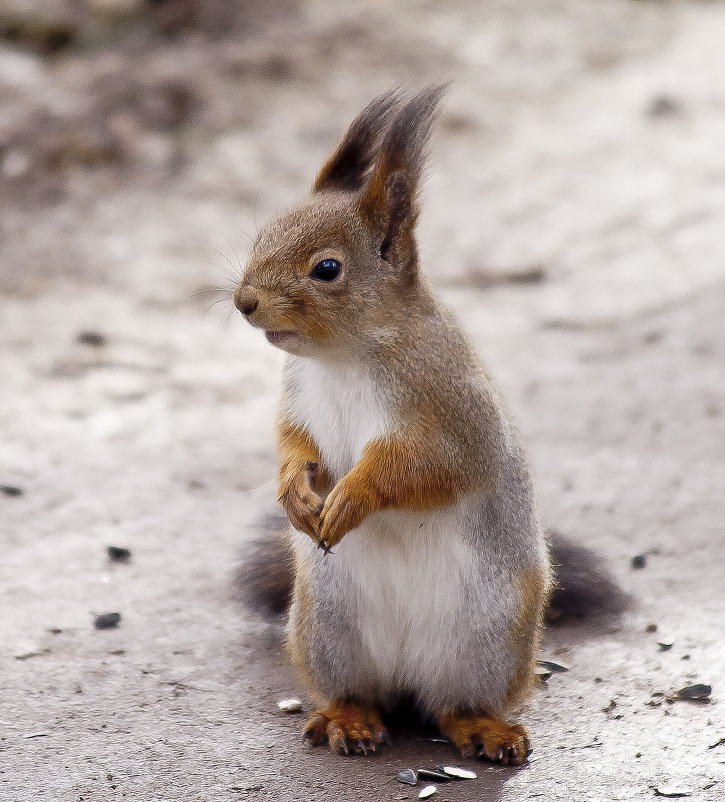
[
  {"xmin": 182, "ymin": 256, "xmax": 242, "ymax": 280},
  {"xmin": 211, "ymin": 246, "xmax": 242, "ymax": 281},
  {"xmin": 253, "ymin": 185, "xmax": 261, "ymax": 237},
  {"xmin": 203, "ymin": 223, "xmax": 247, "ymax": 278},
  {"xmin": 205, "ymin": 296, "xmax": 234, "ymax": 314},
  {"xmin": 238, "ymin": 228, "xmax": 256, "ymax": 248},
  {"xmin": 187, "ymin": 286, "xmax": 233, "ymax": 299}
]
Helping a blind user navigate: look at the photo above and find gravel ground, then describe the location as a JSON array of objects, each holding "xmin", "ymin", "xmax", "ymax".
[{"xmin": 1, "ymin": 1, "xmax": 724, "ymax": 800}]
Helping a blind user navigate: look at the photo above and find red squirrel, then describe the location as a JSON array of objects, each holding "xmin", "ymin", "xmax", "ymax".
[{"xmin": 233, "ymin": 87, "xmax": 624, "ymax": 764}]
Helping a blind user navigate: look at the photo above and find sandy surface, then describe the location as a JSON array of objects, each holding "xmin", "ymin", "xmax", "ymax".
[{"xmin": 1, "ymin": 1, "xmax": 724, "ymax": 800}]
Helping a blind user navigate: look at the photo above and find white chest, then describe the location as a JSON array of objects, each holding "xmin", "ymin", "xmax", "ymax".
[{"xmin": 284, "ymin": 357, "xmax": 393, "ymax": 479}]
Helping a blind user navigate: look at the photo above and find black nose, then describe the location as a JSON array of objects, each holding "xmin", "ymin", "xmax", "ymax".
[
  {"xmin": 237, "ymin": 298, "xmax": 258, "ymax": 316},
  {"xmin": 234, "ymin": 287, "xmax": 259, "ymax": 316}
]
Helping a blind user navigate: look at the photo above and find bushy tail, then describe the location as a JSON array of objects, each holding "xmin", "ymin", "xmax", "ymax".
[
  {"xmin": 234, "ymin": 511, "xmax": 293, "ymax": 618},
  {"xmin": 236, "ymin": 513, "xmax": 628, "ymax": 623},
  {"xmin": 545, "ymin": 528, "xmax": 628, "ymax": 622}
]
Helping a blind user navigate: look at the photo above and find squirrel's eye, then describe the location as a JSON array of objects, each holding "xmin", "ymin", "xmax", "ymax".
[{"xmin": 309, "ymin": 258, "xmax": 341, "ymax": 282}]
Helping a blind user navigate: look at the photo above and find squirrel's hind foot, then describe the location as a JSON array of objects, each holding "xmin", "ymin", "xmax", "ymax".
[
  {"xmin": 437, "ymin": 712, "xmax": 531, "ymax": 766},
  {"xmin": 303, "ymin": 701, "xmax": 390, "ymax": 756}
]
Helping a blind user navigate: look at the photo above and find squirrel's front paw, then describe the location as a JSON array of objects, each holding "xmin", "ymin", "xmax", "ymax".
[
  {"xmin": 279, "ymin": 462, "xmax": 324, "ymax": 540},
  {"xmin": 317, "ymin": 479, "xmax": 372, "ymax": 551}
]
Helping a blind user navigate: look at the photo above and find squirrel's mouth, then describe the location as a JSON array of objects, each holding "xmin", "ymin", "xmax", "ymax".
[{"xmin": 265, "ymin": 330, "xmax": 297, "ymax": 346}]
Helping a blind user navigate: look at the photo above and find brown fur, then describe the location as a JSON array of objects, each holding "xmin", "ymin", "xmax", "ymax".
[
  {"xmin": 506, "ymin": 568, "xmax": 550, "ymax": 708},
  {"xmin": 318, "ymin": 435, "xmax": 465, "ymax": 548},
  {"xmin": 284, "ymin": 551, "xmax": 320, "ymax": 696},
  {"xmin": 437, "ymin": 712, "xmax": 530, "ymax": 766},
  {"xmin": 233, "ymin": 86, "xmax": 449, "ymax": 359},
  {"xmin": 277, "ymin": 419, "xmax": 329, "ymax": 541},
  {"xmin": 303, "ymin": 701, "xmax": 389, "ymax": 755}
]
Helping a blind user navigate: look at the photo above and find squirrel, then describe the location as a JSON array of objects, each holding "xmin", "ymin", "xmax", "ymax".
[{"xmin": 232, "ymin": 86, "xmax": 625, "ymax": 764}]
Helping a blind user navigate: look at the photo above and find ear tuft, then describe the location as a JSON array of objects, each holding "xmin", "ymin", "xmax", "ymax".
[
  {"xmin": 313, "ymin": 88, "xmax": 404, "ymax": 193},
  {"xmin": 360, "ymin": 83, "xmax": 448, "ymax": 268}
]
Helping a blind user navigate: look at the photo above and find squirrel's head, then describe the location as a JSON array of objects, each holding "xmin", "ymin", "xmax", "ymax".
[{"xmin": 234, "ymin": 85, "xmax": 446, "ymax": 356}]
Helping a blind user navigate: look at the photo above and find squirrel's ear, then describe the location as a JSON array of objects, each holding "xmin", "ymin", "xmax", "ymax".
[
  {"xmin": 312, "ymin": 89, "xmax": 402, "ymax": 193},
  {"xmin": 358, "ymin": 84, "xmax": 447, "ymax": 270}
]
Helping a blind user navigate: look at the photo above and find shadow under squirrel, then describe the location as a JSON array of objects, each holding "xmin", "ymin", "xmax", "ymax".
[{"xmin": 233, "ymin": 86, "xmax": 625, "ymax": 764}]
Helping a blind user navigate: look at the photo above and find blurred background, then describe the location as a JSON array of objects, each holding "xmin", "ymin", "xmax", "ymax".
[{"xmin": 2, "ymin": 2, "xmax": 724, "ymax": 801}]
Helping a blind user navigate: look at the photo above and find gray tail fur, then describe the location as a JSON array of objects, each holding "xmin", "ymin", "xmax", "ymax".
[
  {"xmin": 235, "ymin": 513, "xmax": 628, "ymax": 623},
  {"xmin": 234, "ymin": 510, "xmax": 293, "ymax": 618},
  {"xmin": 545, "ymin": 528, "xmax": 629, "ymax": 622}
]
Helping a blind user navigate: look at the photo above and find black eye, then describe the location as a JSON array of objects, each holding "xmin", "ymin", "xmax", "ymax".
[{"xmin": 309, "ymin": 258, "xmax": 341, "ymax": 282}]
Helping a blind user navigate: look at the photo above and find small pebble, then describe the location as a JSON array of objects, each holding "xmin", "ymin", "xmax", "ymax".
[
  {"xmin": 654, "ymin": 785, "xmax": 693, "ymax": 798},
  {"xmin": 437, "ymin": 765, "xmax": 477, "ymax": 780},
  {"xmin": 418, "ymin": 786, "xmax": 437, "ymax": 799},
  {"xmin": 631, "ymin": 554, "xmax": 646, "ymax": 570},
  {"xmin": 675, "ymin": 683, "xmax": 711, "ymax": 701},
  {"xmin": 1, "ymin": 485, "xmax": 24, "ymax": 497},
  {"xmin": 276, "ymin": 698, "xmax": 303, "ymax": 713},
  {"xmin": 94, "ymin": 612, "xmax": 121, "ymax": 630},
  {"xmin": 397, "ymin": 769, "xmax": 418, "ymax": 786},
  {"xmin": 107, "ymin": 545, "xmax": 132, "ymax": 563},
  {"xmin": 417, "ymin": 769, "xmax": 451, "ymax": 782},
  {"xmin": 76, "ymin": 330, "xmax": 107, "ymax": 347},
  {"xmin": 646, "ymin": 623, "xmax": 658, "ymax": 633},
  {"xmin": 645, "ymin": 94, "xmax": 683, "ymax": 119}
]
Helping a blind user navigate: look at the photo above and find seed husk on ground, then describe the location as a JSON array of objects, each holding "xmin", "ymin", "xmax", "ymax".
[
  {"xmin": 418, "ymin": 785, "xmax": 437, "ymax": 799},
  {"xmin": 675, "ymin": 683, "xmax": 711, "ymax": 701},
  {"xmin": 276, "ymin": 698, "xmax": 303, "ymax": 713},
  {"xmin": 397, "ymin": 769, "xmax": 417, "ymax": 786},
  {"xmin": 416, "ymin": 769, "xmax": 451, "ymax": 782},
  {"xmin": 107, "ymin": 546, "xmax": 132, "ymax": 562},
  {"xmin": 536, "ymin": 658, "xmax": 570, "ymax": 673},
  {"xmin": 654, "ymin": 785, "xmax": 693, "ymax": 797},
  {"xmin": 437, "ymin": 765, "xmax": 477, "ymax": 779}
]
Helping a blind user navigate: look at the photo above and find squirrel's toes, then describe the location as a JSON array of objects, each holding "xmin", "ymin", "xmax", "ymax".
[
  {"xmin": 437, "ymin": 712, "xmax": 531, "ymax": 766},
  {"xmin": 302, "ymin": 701, "xmax": 390, "ymax": 756}
]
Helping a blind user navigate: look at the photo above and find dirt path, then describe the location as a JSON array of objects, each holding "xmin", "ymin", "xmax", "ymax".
[{"xmin": 2, "ymin": 2, "xmax": 724, "ymax": 800}]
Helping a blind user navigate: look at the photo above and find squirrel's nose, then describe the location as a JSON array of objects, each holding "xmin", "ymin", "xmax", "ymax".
[{"xmin": 234, "ymin": 287, "xmax": 259, "ymax": 316}]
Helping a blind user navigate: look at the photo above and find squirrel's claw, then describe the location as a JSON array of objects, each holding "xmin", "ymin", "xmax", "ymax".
[
  {"xmin": 316, "ymin": 517, "xmax": 333, "ymax": 554},
  {"xmin": 353, "ymin": 738, "xmax": 375, "ymax": 755}
]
